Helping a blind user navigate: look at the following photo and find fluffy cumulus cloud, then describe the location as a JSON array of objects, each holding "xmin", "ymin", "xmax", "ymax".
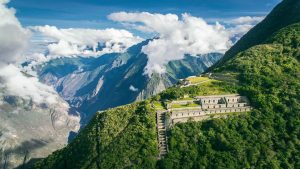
[
  {"xmin": 0, "ymin": 65, "xmax": 61, "ymax": 104},
  {"xmin": 31, "ymin": 25, "xmax": 143, "ymax": 57},
  {"xmin": 0, "ymin": 0, "xmax": 30, "ymax": 65},
  {"xmin": 108, "ymin": 12, "xmax": 265, "ymax": 75},
  {"xmin": 0, "ymin": 1, "xmax": 76, "ymax": 107},
  {"xmin": 108, "ymin": 12, "xmax": 232, "ymax": 75}
]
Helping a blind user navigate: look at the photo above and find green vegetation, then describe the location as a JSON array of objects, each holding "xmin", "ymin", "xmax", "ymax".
[
  {"xmin": 160, "ymin": 80, "xmax": 237, "ymax": 101},
  {"xmin": 159, "ymin": 22, "xmax": 300, "ymax": 169},
  {"xmin": 211, "ymin": 72, "xmax": 239, "ymax": 83},
  {"xmin": 215, "ymin": 0, "xmax": 300, "ymax": 67},
  {"xmin": 32, "ymin": 101, "xmax": 158, "ymax": 169},
  {"xmin": 170, "ymin": 102, "xmax": 200, "ymax": 109},
  {"xmin": 153, "ymin": 101, "xmax": 166, "ymax": 110},
  {"xmin": 186, "ymin": 76, "xmax": 210, "ymax": 84}
]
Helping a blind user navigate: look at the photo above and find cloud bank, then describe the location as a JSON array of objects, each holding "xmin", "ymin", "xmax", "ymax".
[
  {"xmin": 31, "ymin": 25, "xmax": 143, "ymax": 57},
  {"xmin": 21, "ymin": 10, "xmax": 263, "ymax": 77},
  {"xmin": 0, "ymin": 65, "xmax": 62, "ymax": 104},
  {"xmin": 0, "ymin": 0, "xmax": 30, "ymax": 65},
  {"xmin": 108, "ymin": 12, "xmax": 232, "ymax": 75},
  {"xmin": 108, "ymin": 12, "xmax": 264, "ymax": 75},
  {"xmin": 0, "ymin": 2, "xmax": 80, "ymax": 162},
  {"xmin": 0, "ymin": 1, "xmax": 77, "ymax": 108}
]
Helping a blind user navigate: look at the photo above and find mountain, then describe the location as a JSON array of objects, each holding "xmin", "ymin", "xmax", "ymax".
[
  {"xmin": 37, "ymin": 40, "xmax": 222, "ymax": 124},
  {"xmin": 159, "ymin": 22, "xmax": 300, "ymax": 169},
  {"xmin": 0, "ymin": 86, "xmax": 79, "ymax": 169},
  {"xmin": 213, "ymin": 0, "xmax": 300, "ymax": 67},
  {"xmin": 30, "ymin": 0, "xmax": 300, "ymax": 168}
]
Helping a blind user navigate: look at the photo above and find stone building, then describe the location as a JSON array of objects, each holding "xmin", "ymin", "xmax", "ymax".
[
  {"xmin": 224, "ymin": 95, "xmax": 250, "ymax": 108},
  {"xmin": 167, "ymin": 94, "xmax": 251, "ymax": 125},
  {"xmin": 157, "ymin": 94, "xmax": 252, "ymax": 157},
  {"xmin": 194, "ymin": 94, "xmax": 250, "ymax": 109},
  {"xmin": 195, "ymin": 95, "xmax": 226, "ymax": 109}
]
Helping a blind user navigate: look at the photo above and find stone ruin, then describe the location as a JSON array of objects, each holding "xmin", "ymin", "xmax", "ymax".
[
  {"xmin": 156, "ymin": 94, "xmax": 251, "ymax": 158},
  {"xmin": 168, "ymin": 94, "xmax": 251, "ymax": 125}
]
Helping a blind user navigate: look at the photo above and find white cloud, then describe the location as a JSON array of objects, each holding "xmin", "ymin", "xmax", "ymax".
[
  {"xmin": 0, "ymin": 5, "xmax": 80, "ymax": 158},
  {"xmin": 0, "ymin": 0, "xmax": 30, "ymax": 65},
  {"xmin": 0, "ymin": 2, "xmax": 80, "ymax": 141},
  {"xmin": 224, "ymin": 16, "xmax": 265, "ymax": 43},
  {"xmin": 0, "ymin": 1, "xmax": 78, "ymax": 110},
  {"xmin": 225, "ymin": 16, "xmax": 264, "ymax": 25},
  {"xmin": 0, "ymin": 0, "xmax": 9, "ymax": 5},
  {"xmin": 0, "ymin": 64, "xmax": 61, "ymax": 104},
  {"xmin": 31, "ymin": 25, "xmax": 143, "ymax": 57},
  {"xmin": 129, "ymin": 85, "xmax": 138, "ymax": 92},
  {"xmin": 108, "ymin": 12, "xmax": 231, "ymax": 76}
]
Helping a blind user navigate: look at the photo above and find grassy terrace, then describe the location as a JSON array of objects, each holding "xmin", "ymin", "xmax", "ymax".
[
  {"xmin": 153, "ymin": 74, "xmax": 237, "ymax": 111},
  {"xmin": 171, "ymin": 102, "xmax": 200, "ymax": 109},
  {"xmin": 159, "ymin": 75, "xmax": 237, "ymax": 108},
  {"xmin": 153, "ymin": 101, "xmax": 165, "ymax": 110},
  {"xmin": 211, "ymin": 72, "xmax": 240, "ymax": 83},
  {"xmin": 184, "ymin": 75, "xmax": 236, "ymax": 96},
  {"xmin": 194, "ymin": 79, "xmax": 235, "ymax": 96},
  {"xmin": 186, "ymin": 76, "xmax": 210, "ymax": 84}
]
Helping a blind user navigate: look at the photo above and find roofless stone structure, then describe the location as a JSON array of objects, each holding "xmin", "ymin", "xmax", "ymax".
[
  {"xmin": 170, "ymin": 94, "xmax": 251, "ymax": 125},
  {"xmin": 155, "ymin": 94, "xmax": 251, "ymax": 158}
]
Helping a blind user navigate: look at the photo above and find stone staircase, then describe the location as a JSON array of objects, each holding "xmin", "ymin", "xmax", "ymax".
[{"xmin": 157, "ymin": 111, "xmax": 168, "ymax": 158}]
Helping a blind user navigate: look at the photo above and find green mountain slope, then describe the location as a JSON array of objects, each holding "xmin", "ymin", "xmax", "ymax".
[
  {"xmin": 32, "ymin": 102, "xmax": 158, "ymax": 169},
  {"xmin": 214, "ymin": 0, "xmax": 300, "ymax": 67},
  {"xmin": 30, "ymin": 1, "xmax": 300, "ymax": 168},
  {"xmin": 160, "ymin": 22, "xmax": 300, "ymax": 169}
]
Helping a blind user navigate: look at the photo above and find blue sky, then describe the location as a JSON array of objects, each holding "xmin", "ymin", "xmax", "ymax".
[{"xmin": 10, "ymin": 0, "xmax": 281, "ymax": 31}]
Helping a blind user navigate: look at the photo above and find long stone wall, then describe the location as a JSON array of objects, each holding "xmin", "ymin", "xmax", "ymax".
[
  {"xmin": 170, "ymin": 100, "xmax": 194, "ymax": 104},
  {"xmin": 170, "ymin": 107, "xmax": 251, "ymax": 125},
  {"xmin": 167, "ymin": 94, "xmax": 252, "ymax": 125}
]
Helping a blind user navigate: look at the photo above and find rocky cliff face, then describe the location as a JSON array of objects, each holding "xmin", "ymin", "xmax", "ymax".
[
  {"xmin": 0, "ymin": 90, "xmax": 80, "ymax": 169},
  {"xmin": 37, "ymin": 40, "xmax": 222, "ymax": 124}
]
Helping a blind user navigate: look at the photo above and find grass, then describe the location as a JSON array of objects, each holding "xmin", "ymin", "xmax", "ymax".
[
  {"xmin": 153, "ymin": 101, "xmax": 165, "ymax": 110},
  {"xmin": 186, "ymin": 76, "xmax": 210, "ymax": 84},
  {"xmin": 178, "ymin": 97, "xmax": 194, "ymax": 100},
  {"xmin": 211, "ymin": 72, "xmax": 239, "ymax": 83},
  {"xmin": 171, "ymin": 102, "xmax": 201, "ymax": 109},
  {"xmin": 195, "ymin": 79, "xmax": 236, "ymax": 96}
]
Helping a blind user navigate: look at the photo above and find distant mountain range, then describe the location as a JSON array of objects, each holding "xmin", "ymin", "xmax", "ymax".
[{"xmin": 37, "ymin": 39, "xmax": 222, "ymax": 124}]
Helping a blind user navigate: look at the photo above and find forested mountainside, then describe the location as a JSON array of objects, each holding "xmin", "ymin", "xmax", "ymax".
[
  {"xmin": 214, "ymin": 0, "xmax": 300, "ymax": 67},
  {"xmin": 38, "ymin": 40, "xmax": 222, "ymax": 124},
  {"xmin": 31, "ymin": 0, "xmax": 300, "ymax": 168},
  {"xmin": 160, "ymin": 22, "xmax": 300, "ymax": 169}
]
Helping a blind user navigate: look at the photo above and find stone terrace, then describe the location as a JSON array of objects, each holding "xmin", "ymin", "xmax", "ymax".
[
  {"xmin": 169, "ymin": 94, "xmax": 251, "ymax": 125},
  {"xmin": 155, "ymin": 94, "xmax": 251, "ymax": 158}
]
